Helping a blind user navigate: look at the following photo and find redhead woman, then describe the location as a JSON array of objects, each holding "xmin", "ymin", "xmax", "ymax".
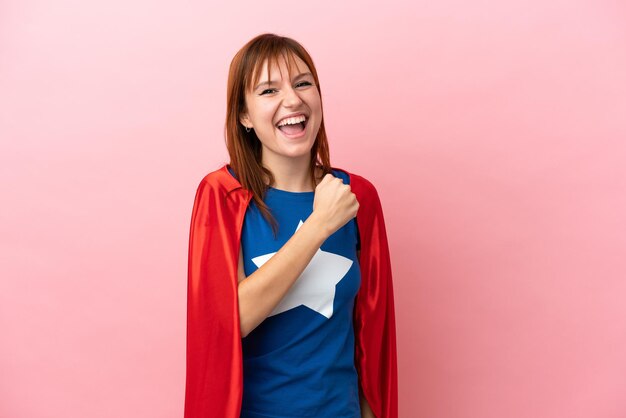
[{"xmin": 184, "ymin": 33, "xmax": 398, "ymax": 418}]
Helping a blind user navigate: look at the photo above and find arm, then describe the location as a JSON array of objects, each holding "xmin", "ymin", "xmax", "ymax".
[
  {"xmin": 360, "ymin": 386, "xmax": 376, "ymax": 418},
  {"xmin": 237, "ymin": 173, "xmax": 359, "ymax": 338},
  {"xmin": 237, "ymin": 212, "xmax": 330, "ymax": 337}
]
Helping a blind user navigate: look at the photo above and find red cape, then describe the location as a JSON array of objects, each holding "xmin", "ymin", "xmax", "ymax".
[{"xmin": 184, "ymin": 164, "xmax": 398, "ymax": 417}]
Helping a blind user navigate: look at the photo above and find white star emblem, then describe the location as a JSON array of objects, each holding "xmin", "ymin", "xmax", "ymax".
[{"xmin": 251, "ymin": 220, "xmax": 353, "ymax": 319}]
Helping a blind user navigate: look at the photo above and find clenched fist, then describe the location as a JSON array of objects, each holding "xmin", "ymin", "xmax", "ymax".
[{"xmin": 310, "ymin": 173, "xmax": 359, "ymax": 239}]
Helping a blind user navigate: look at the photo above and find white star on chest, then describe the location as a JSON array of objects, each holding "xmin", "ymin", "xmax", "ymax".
[{"xmin": 250, "ymin": 220, "xmax": 353, "ymax": 319}]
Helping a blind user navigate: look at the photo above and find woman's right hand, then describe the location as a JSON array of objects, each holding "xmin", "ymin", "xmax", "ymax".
[{"xmin": 311, "ymin": 173, "xmax": 360, "ymax": 238}]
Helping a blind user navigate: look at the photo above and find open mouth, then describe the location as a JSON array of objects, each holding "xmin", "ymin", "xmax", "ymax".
[{"xmin": 276, "ymin": 117, "xmax": 308, "ymax": 137}]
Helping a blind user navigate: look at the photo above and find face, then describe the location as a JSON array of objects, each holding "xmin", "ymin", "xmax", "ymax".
[{"xmin": 239, "ymin": 54, "xmax": 322, "ymax": 167}]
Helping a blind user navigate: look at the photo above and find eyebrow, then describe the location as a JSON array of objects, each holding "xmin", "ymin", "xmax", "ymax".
[{"xmin": 253, "ymin": 72, "xmax": 313, "ymax": 91}]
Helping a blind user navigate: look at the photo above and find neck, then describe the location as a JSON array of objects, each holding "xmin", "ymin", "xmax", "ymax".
[{"xmin": 262, "ymin": 154, "xmax": 320, "ymax": 192}]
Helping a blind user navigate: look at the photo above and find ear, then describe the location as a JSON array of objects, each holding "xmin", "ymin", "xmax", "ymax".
[{"xmin": 239, "ymin": 112, "xmax": 251, "ymax": 129}]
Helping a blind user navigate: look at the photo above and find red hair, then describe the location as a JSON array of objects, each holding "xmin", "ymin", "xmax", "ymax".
[{"xmin": 225, "ymin": 33, "xmax": 332, "ymax": 237}]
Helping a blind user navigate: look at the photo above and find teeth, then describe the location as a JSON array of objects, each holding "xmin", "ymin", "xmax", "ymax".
[{"xmin": 277, "ymin": 115, "xmax": 306, "ymax": 127}]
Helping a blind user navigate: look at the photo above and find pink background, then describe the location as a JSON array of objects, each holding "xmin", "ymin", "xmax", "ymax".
[{"xmin": 2, "ymin": 0, "xmax": 626, "ymax": 417}]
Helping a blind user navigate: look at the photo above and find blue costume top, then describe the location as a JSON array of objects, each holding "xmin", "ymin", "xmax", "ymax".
[{"xmin": 228, "ymin": 166, "xmax": 362, "ymax": 418}]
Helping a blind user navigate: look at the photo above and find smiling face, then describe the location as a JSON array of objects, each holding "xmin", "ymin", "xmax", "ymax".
[{"xmin": 239, "ymin": 53, "xmax": 322, "ymax": 169}]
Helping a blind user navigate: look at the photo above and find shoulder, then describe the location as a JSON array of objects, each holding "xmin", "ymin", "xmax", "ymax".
[
  {"xmin": 199, "ymin": 164, "xmax": 228, "ymax": 186},
  {"xmin": 194, "ymin": 164, "xmax": 241, "ymax": 195},
  {"xmin": 331, "ymin": 166, "xmax": 380, "ymax": 200}
]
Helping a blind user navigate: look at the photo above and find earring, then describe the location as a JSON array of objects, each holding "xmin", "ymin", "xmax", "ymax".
[{"xmin": 245, "ymin": 126, "xmax": 251, "ymax": 133}]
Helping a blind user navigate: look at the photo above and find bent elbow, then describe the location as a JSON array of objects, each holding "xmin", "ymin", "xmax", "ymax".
[{"xmin": 240, "ymin": 325, "xmax": 249, "ymax": 339}]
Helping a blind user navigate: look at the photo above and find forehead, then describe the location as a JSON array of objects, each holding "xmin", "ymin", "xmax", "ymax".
[{"xmin": 251, "ymin": 52, "xmax": 310, "ymax": 85}]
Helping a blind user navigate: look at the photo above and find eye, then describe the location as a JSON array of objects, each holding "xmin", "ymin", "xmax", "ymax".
[{"xmin": 259, "ymin": 81, "xmax": 313, "ymax": 96}]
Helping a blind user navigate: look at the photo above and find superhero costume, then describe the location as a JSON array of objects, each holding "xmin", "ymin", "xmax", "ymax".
[{"xmin": 184, "ymin": 163, "xmax": 398, "ymax": 418}]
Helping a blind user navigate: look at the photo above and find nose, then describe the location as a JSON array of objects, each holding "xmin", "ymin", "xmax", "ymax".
[{"xmin": 282, "ymin": 84, "xmax": 303, "ymax": 107}]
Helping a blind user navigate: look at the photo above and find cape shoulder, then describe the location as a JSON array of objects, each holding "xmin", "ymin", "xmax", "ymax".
[
  {"xmin": 195, "ymin": 163, "xmax": 381, "ymax": 206},
  {"xmin": 197, "ymin": 164, "xmax": 246, "ymax": 195},
  {"xmin": 191, "ymin": 163, "xmax": 385, "ymax": 251}
]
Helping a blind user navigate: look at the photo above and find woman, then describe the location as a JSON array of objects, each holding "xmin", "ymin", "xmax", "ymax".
[{"xmin": 184, "ymin": 33, "xmax": 397, "ymax": 418}]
